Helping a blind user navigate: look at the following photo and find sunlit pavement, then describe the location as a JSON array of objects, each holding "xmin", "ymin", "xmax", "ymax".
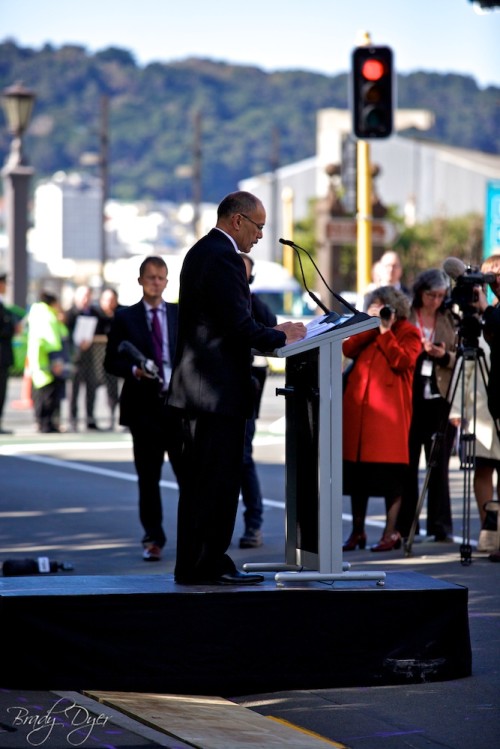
[{"xmin": 1, "ymin": 375, "xmax": 499, "ymax": 749}]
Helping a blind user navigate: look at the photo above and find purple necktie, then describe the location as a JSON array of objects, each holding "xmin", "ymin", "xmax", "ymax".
[{"xmin": 150, "ymin": 308, "xmax": 164, "ymax": 373}]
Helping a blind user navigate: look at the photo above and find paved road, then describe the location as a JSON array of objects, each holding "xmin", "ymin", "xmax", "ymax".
[{"xmin": 1, "ymin": 374, "xmax": 499, "ymax": 748}]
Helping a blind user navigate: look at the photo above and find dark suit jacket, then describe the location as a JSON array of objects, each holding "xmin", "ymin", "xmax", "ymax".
[
  {"xmin": 168, "ymin": 229, "xmax": 286, "ymax": 419},
  {"xmin": 0, "ymin": 302, "xmax": 16, "ymax": 370},
  {"xmin": 484, "ymin": 304, "xmax": 500, "ymax": 420},
  {"xmin": 104, "ymin": 300, "xmax": 178, "ymax": 428}
]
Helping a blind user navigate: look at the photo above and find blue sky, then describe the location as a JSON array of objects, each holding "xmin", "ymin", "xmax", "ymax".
[{"xmin": 2, "ymin": 0, "xmax": 500, "ymax": 87}]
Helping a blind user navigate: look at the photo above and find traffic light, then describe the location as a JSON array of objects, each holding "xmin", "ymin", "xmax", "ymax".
[{"xmin": 351, "ymin": 45, "xmax": 394, "ymax": 139}]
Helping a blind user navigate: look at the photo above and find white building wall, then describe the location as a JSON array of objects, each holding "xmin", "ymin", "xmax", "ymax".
[
  {"xmin": 32, "ymin": 173, "xmax": 102, "ymax": 264},
  {"xmin": 32, "ymin": 182, "xmax": 64, "ymax": 262},
  {"xmin": 369, "ymin": 138, "xmax": 500, "ymax": 221},
  {"xmin": 61, "ymin": 184, "xmax": 101, "ymax": 260}
]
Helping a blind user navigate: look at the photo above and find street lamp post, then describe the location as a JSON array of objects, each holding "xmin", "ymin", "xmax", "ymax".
[{"xmin": 1, "ymin": 81, "xmax": 35, "ymax": 309}]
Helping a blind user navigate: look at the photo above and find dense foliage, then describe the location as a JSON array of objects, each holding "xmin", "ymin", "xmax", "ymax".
[{"xmin": 0, "ymin": 41, "xmax": 498, "ymax": 203}]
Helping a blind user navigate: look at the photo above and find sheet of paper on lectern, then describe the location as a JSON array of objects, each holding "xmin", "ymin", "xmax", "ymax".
[{"xmin": 302, "ymin": 314, "xmax": 351, "ymax": 341}]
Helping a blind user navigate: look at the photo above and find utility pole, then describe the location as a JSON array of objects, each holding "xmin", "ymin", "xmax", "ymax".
[
  {"xmin": 192, "ymin": 110, "xmax": 202, "ymax": 240},
  {"xmin": 100, "ymin": 95, "xmax": 109, "ymax": 284},
  {"xmin": 356, "ymin": 139, "xmax": 372, "ymax": 295},
  {"xmin": 355, "ymin": 31, "xmax": 373, "ymax": 295},
  {"xmin": 352, "ymin": 34, "xmax": 394, "ymax": 294},
  {"xmin": 281, "ymin": 186, "xmax": 294, "ymax": 276},
  {"xmin": 270, "ymin": 126, "xmax": 280, "ymax": 262}
]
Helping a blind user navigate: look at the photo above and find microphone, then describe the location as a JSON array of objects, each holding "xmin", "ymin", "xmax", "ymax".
[
  {"xmin": 278, "ymin": 238, "xmax": 334, "ymax": 316},
  {"xmin": 443, "ymin": 257, "xmax": 467, "ymax": 280},
  {"xmin": 443, "ymin": 256, "xmax": 497, "ymax": 285},
  {"xmin": 118, "ymin": 340, "xmax": 161, "ymax": 380},
  {"xmin": 279, "ymin": 238, "xmax": 360, "ymax": 315}
]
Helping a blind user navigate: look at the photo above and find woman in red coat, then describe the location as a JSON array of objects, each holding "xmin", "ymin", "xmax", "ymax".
[{"xmin": 342, "ymin": 286, "xmax": 422, "ymax": 551}]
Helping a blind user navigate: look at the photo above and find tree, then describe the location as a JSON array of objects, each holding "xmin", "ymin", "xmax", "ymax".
[{"xmin": 394, "ymin": 213, "xmax": 484, "ymax": 289}]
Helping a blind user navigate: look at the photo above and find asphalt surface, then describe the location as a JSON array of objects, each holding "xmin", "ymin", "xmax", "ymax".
[{"xmin": 0, "ymin": 374, "xmax": 499, "ymax": 748}]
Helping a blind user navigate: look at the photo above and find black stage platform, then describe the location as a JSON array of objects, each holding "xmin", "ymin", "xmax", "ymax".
[{"xmin": 0, "ymin": 572, "xmax": 471, "ymax": 695}]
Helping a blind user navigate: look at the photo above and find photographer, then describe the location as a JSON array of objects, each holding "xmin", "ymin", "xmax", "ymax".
[
  {"xmin": 476, "ymin": 254, "xmax": 500, "ymax": 562},
  {"xmin": 477, "ymin": 254, "xmax": 500, "ymax": 430},
  {"xmin": 342, "ymin": 286, "xmax": 422, "ymax": 552}
]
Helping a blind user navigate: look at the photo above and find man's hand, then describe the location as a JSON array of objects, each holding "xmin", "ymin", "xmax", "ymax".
[
  {"xmin": 133, "ymin": 365, "xmax": 157, "ymax": 380},
  {"xmin": 51, "ymin": 360, "xmax": 65, "ymax": 377},
  {"xmin": 474, "ymin": 286, "xmax": 489, "ymax": 314},
  {"xmin": 275, "ymin": 321, "xmax": 307, "ymax": 344}
]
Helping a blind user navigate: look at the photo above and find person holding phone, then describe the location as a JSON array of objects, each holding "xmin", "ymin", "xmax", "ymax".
[{"xmin": 397, "ymin": 269, "xmax": 458, "ymax": 543}]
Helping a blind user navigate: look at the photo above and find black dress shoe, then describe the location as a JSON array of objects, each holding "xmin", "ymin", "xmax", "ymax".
[
  {"xmin": 175, "ymin": 570, "xmax": 264, "ymax": 585},
  {"xmin": 213, "ymin": 570, "xmax": 264, "ymax": 585}
]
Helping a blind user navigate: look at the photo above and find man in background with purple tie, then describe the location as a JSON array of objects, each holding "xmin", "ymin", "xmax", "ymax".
[{"xmin": 104, "ymin": 256, "xmax": 178, "ymax": 562}]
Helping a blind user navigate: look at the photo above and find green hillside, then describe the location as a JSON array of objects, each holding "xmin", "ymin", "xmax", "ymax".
[{"xmin": 0, "ymin": 41, "xmax": 498, "ymax": 203}]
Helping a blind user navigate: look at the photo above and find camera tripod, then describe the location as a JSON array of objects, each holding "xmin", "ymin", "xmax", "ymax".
[{"xmin": 404, "ymin": 318, "xmax": 499, "ymax": 565}]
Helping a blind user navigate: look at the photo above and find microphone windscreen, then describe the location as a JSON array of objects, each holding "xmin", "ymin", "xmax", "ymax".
[
  {"xmin": 443, "ymin": 257, "xmax": 466, "ymax": 280},
  {"xmin": 118, "ymin": 340, "xmax": 146, "ymax": 362}
]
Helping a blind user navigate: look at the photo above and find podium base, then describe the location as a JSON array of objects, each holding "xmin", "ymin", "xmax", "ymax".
[
  {"xmin": 242, "ymin": 561, "xmax": 386, "ymax": 586},
  {"xmin": 273, "ymin": 570, "xmax": 386, "ymax": 586}
]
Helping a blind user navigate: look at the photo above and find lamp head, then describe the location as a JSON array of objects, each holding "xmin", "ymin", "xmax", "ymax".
[{"xmin": 1, "ymin": 81, "xmax": 35, "ymax": 137}]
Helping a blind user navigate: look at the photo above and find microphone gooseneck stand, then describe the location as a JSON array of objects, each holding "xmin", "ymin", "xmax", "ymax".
[{"xmin": 278, "ymin": 238, "xmax": 371, "ymax": 328}]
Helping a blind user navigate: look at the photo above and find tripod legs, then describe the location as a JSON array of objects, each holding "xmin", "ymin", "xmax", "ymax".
[{"xmin": 404, "ymin": 344, "xmax": 491, "ymax": 564}]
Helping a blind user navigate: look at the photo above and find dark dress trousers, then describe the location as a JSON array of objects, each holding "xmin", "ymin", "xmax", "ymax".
[
  {"xmin": 104, "ymin": 300, "xmax": 178, "ymax": 547},
  {"xmin": 0, "ymin": 301, "xmax": 16, "ymax": 422},
  {"xmin": 168, "ymin": 229, "xmax": 286, "ymax": 582}
]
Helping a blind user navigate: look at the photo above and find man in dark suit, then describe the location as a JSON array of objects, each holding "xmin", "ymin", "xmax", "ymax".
[
  {"xmin": 238, "ymin": 253, "xmax": 277, "ymax": 549},
  {"xmin": 0, "ymin": 272, "xmax": 19, "ymax": 435},
  {"xmin": 105, "ymin": 256, "xmax": 178, "ymax": 562},
  {"xmin": 168, "ymin": 191, "xmax": 306, "ymax": 585}
]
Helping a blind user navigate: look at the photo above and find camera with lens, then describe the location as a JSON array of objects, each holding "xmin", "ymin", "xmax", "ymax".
[
  {"xmin": 451, "ymin": 272, "xmax": 488, "ymax": 316},
  {"xmin": 444, "ymin": 259, "xmax": 497, "ymax": 348},
  {"xmin": 379, "ymin": 305, "xmax": 395, "ymax": 320},
  {"xmin": 445, "ymin": 260, "xmax": 496, "ymax": 317}
]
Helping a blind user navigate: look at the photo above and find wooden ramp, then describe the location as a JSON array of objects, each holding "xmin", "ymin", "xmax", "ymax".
[{"xmin": 85, "ymin": 691, "xmax": 345, "ymax": 748}]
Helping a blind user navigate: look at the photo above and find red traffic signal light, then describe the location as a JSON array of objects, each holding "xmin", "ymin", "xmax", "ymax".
[{"xmin": 351, "ymin": 46, "xmax": 394, "ymax": 139}]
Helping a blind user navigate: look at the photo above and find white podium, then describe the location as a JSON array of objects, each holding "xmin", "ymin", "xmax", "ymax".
[{"xmin": 244, "ymin": 311, "xmax": 386, "ymax": 587}]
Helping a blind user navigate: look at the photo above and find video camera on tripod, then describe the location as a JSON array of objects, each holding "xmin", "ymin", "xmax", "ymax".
[
  {"xmin": 444, "ymin": 256, "xmax": 497, "ymax": 316},
  {"xmin": 404, "ymin": 257, "xmax": 498, "ymax": 565},
  {"xmin": 443, "ymin": 257, "xmax": 496, "ymax": 348}
]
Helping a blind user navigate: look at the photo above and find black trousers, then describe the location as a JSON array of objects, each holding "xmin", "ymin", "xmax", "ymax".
[
  {"xmin": 130, "ymin": 400, "xmax": 180, "ymax": 548},
  {"xmin": 398, "ymin": 396, "xmax": 456, "ymax": 538},
  {"xmin": 33, "ymin": 380, "xmax": 62, "ymax": 432},
  {"xmin": 173, "ymin": 410, "xmax": 246, "ymax": 581},
  {"xmin": 0, "ymin": 367, "xmax": 8, "ymax": 419}
]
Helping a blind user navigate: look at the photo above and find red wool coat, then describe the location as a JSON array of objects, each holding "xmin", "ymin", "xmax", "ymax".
[{"xmin": 342, "ymin": 319, "xmax": 422, "ymax": 464}]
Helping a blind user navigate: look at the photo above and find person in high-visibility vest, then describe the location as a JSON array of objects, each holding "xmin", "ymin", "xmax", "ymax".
[{"xmin": 27, "ymin": 291, "xmax": 70, "ymax": 433}]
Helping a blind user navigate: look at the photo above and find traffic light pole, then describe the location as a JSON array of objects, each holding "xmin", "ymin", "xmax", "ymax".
[{"xmin": 356, "ymin": 139, "xmax": 372, "ymax": 295}]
